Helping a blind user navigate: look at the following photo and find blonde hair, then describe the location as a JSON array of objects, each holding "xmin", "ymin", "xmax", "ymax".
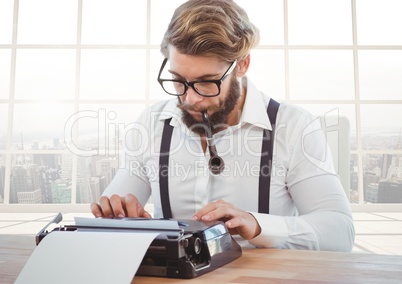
[{"xmin": 160, "ymin": 0, "xmax": 260, "ymax": 63}]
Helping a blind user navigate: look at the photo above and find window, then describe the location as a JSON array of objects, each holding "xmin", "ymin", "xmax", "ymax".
[{"xmin": 0, "ymin": 0, "xmax": 401, "ymax": 210}]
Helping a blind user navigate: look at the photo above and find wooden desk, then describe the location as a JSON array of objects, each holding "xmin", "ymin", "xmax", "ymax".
[{"xmin": 1, "ymin": 234, "xmax": 401, "ymax": 284}]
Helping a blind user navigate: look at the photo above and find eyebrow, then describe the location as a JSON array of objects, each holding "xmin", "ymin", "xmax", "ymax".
[{"xmin": 168, "ymin": 69, "xmax": 221, "ymax": 81}]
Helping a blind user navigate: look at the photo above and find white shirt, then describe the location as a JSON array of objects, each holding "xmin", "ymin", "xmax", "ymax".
[{"xmin": 103, "ymin": 77, "xmax": 355, "ymax": 251}]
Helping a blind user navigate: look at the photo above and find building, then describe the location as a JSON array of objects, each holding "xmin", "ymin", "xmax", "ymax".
[
  {"xmin": 33, "ymin": 154, "xmax": 59, "ymax": 169},
  {"xmin": 17, "ymin": 188, "xmax": 42, "ymax": 204},
  {"xmin": 377, "ymin": 181, "xmax": 402, "ymax": 203},
  {"xmin": 89, "ymin": 176, "xmax": 101, "ymax": 202},
  {"xmin": 0, "ymin": 154, "xmax": 5, "ymax": 199},
  {"xmin": 39, "ymin": 168, "xmax": 60, "ymax": 203},
  {"xmin": 381, "ymin": 154, "xmax": 393, "ymax": 180},
  {"xmin": 0, "ymin": 165, "xmax": 5, "ymax": 203},
  {"xmin": 53, "ymin": 138, "xmax": 62, "ymax": 150},
  {"xmin": 98, "ymin": 175, "xmax": 106, "ymax": 195},
  {"xmin": 10, "ymin": 164, "xmax": 41, "ymax": 204},
  {"xmin": 388, "ymin": 155, "xmax": 402, "ymax": 179},
  {"xmin": 96, "ymin": 157, "xmax": 118, "ymax": 186},
  {"xmin": 51, "ymin": 179, "xmax": 72, "ymax": 203},
  {"xmin": 60, "ymin": 154, "xmax": 73, "ymax": 181},
  {"xmin": 364, "ymin": 183, "xmax": 379, "ymax": 203},
  {"xmin": 76, "ymin": 157, "xmax": 92, "ymax": 203}
]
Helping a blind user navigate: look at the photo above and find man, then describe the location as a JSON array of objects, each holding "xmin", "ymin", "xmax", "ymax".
[{"xmin": 91, "ymin": 0, "xmax": 355, "ymax": 251}]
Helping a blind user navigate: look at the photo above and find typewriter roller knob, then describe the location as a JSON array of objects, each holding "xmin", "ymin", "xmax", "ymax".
[
  {"xmin": 191, "ymin": 237, "xmax": 202, "ymax": 255},
  {"xmin": 194, "ymin": 237, "xmax": 201, "ymax": 255}
]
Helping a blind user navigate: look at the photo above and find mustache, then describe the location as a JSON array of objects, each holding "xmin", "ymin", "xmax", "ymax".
[
  {"xmin": 177, "ymin": 104, "xmax": 203, "ymax": 112},
  {"xmin": 177, "ymin": 102, "xmax": 222, "ymax": 113}
]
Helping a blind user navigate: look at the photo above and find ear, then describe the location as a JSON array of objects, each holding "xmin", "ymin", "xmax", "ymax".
[{"xmin": 236, "ymin": 54, "xmax": 251, "ymax": 78}]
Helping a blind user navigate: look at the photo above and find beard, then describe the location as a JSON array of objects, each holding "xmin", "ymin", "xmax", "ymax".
[{"xmin": 178, "ymin": 76, "xmax": 241, "ymax": 135}]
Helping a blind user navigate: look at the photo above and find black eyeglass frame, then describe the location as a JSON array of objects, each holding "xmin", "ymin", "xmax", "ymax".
[{"xmin": 157, "ymin": 58, "xmax": 237, "ymax": 97}]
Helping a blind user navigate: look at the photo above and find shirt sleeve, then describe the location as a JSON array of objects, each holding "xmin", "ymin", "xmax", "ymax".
[
  {"xmin": 249, "ymin": 174, "xmax": 355, "ymax": 251},
  {"xmin": 249, "ymin": 106, "xmax": 355, "ymax": 251},
  {"xmin": 102, "ymin": 167, "xmax": 152, "ymax": 206},
  {"xmin": 101, "ymin": 112, "xmax": 153, "ymax": 206}
]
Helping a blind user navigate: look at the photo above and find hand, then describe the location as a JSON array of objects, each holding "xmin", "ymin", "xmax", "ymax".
[
  {"xmin": 192, "ymin": 199, "xmax": 261, "ymax": 240},
  {"xmin": 90, "ymin": 194, "xmax": 152, "ymax": 218}
]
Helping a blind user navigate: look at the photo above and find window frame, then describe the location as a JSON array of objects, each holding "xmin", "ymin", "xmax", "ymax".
[{"xmin": 1, "ymin": 0, "xmax": 402, "ymax": 212}]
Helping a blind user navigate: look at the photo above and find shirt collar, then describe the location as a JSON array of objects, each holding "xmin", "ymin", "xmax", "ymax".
[
  {"xmin": 158, "ymin": 98, "xmax": 181, "ymax": 125},
  {"xmin": 239, "ymin": 77, "xmax": 272, "ymax": 131},
  {"xmin": 158, "ymin": 98, "xmax": 197, "ymax": 136}
]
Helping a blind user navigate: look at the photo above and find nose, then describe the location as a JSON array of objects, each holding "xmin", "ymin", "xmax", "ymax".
[{"xmin": 183, "ymin": 86, "xmax": 203, "ymax": 106}]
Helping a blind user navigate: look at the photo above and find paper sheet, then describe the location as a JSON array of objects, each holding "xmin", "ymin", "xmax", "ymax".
[
  {"xmin": 15, "ymin": 231, "xmax": 160, "ymax": 284},
  {"xmin": 74, "ymin": 216, "xmax": 180, "ymax": 230}
]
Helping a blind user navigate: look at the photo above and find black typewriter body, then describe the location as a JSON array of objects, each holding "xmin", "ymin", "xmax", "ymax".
[
  {"xmin": 36, "ymin": 214, "xmax": 242, "ymax": 279},
  {"xmin": 136, "ymin": 219, "xmax": 242, "ymax": 278}
]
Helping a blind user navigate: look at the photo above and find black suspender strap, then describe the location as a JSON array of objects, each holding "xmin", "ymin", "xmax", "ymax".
[
  {"xmin": 159, "ymin": 118, "xmax": 174, "ymax": 219},
  {"xmin": 159, "ymin": 99, "xmax": 280, "ymax": 218},
  {"xmin": 258, "ymin": 98, "xmax": 280, "ymax": 214}
]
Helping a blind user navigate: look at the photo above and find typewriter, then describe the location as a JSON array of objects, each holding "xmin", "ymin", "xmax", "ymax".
[{"xmin": 36, "ymin": 213, "xmax": 242, "ymax": 279}]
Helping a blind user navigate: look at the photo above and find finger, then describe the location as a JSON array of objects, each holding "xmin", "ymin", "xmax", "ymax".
[
  {"xmin": 225, "ymin": 214, "xmax": 261, "ymax": 240},
  {"xmin": 124, "ymin": 194, "xmax": 144, "ymax": 218},
  {"xmin": 123, "ymin": 194, "xmax": 152, "ymax": 218},
  {"xmin": 124, "ymin": 194, "xmax": 139, "ymax": 217},
  {"xmin": 204, "ymin": 206, "xmax": 236, "ymax": 222},
  {"xmin": 192, "ymin": 199, "xmax": 227, "ymax": 220},
  {"xmin": 142, "ymin": 209, "xmax": 152, "ymax": 218},
  {"xmin": 227, "ymin": 227, "xmax": 239, "ymax": 236},
  {"xmin": 192, "ymin": 203, "xmax": 217, "ymax": 220},
  {"xmin": 225, "ymin": 217, "xmax": 249, "ymax": 238},
  {"xmin": 98, "ymin": 196, "xmax": 114, "ymax": 217},
  {"xmin": 90, "ymin": 202, "xmax": 103, "ymax": 218},
  {"xmin": 109, "ymin": 194, "xmax": 126, "ymax": 217},
  {"xmin": 225, "ymin": 215, "xmax": 243, "ymax": 229}
]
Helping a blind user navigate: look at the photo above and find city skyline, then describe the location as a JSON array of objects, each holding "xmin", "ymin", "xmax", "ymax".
[
  {"xmin": 1, "ymin": 132, "xmax": 402, "ymax": 205},
  {"xmin": 3, "ymin": 152, "xmax": 118, "ymax": 205}
]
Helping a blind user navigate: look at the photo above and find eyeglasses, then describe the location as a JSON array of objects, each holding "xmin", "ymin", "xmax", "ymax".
[{"xmin": 157, "ymin": 58, "xmax": 237, "ymax": 97}]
